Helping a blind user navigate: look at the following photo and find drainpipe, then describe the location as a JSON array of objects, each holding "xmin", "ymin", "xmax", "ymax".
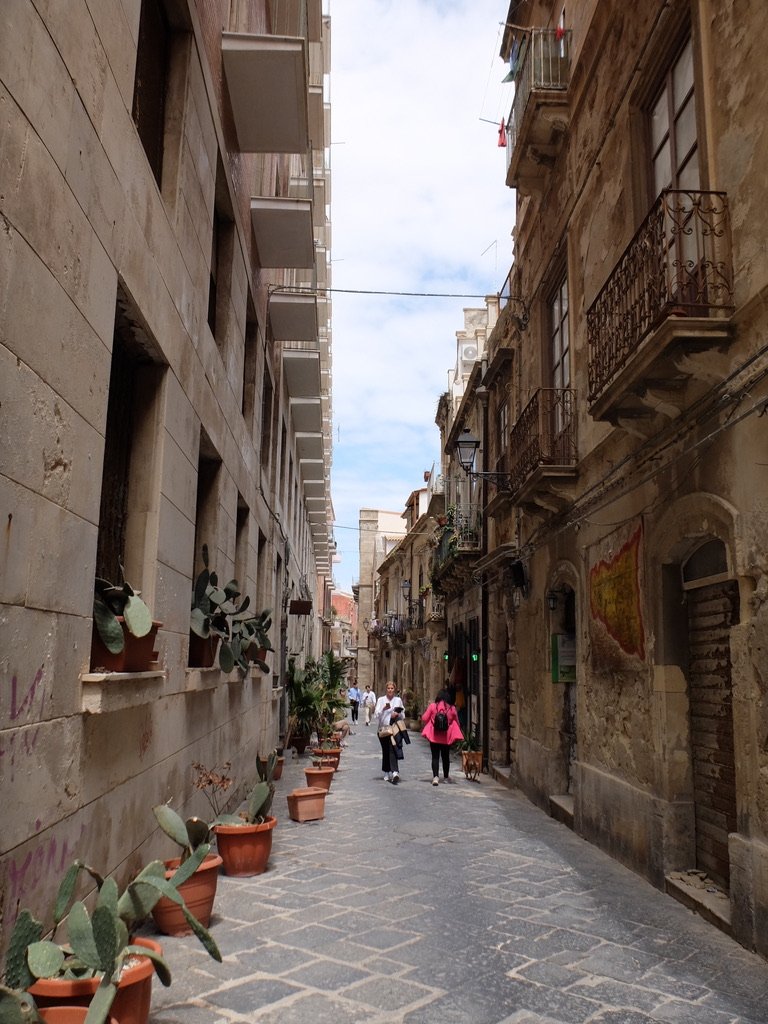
[{"xmin": 476, "ymin": 376, "xmax": 490, "ymax": 772}]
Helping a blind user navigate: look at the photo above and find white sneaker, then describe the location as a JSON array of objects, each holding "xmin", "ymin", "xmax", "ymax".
[
  {"xmin": 383, "ymin": 772, "xmax": 391, "ymax": 781},
  {"xmin": 390, "ymin": 772, "xmax": 400, "ymax": 785},
  {"xmin": 432, "ymin": 777, "xmax": 439, "ymax": 786}
]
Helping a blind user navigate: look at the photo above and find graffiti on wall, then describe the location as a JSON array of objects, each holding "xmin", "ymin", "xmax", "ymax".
[
  {"xmin": 0, "ymin": 665, "xmax": 47, "ymax": 782},
  {"xmin": 589, "ymin": 522, "xmax": 646, "ymax": 668},
  {"xmin": 3, "ymin": 823, "xmax": 87, "ymax": 926}
]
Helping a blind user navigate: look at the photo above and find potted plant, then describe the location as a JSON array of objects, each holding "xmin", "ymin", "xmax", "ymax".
[
  {"xmin": 455, "ymin": 727, "xmax": 482, "ymax": 780},
  {"xmin": 189, "ymin": 545, "xmax": 273, "ymax": 673},
  {"xmin": 192, "ymin": 756, "xmax": 277, "ymax": 877},
  {"xmin": 150, "ymin": 808, "xmax": 223, "ymax": 936},
  {"xmin": 284, "ymin": 653, "xmax": 349, "ymax": 755},
  {"xmin": 5, "ymin": 854, "xmax": 221, "ymax": 1024},
  {"xmin": 401, "ymin": 689, "xmax": 421, "ymax": 731},
  {"xmin": 90, "ymin": 570, "xmax": 161, "ymax": 673}
]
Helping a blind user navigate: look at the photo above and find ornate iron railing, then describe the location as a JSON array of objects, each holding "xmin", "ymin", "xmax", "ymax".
[
  {"xmin": 587, "ymin": 189, "xmax": 733, "ymax": 402},
  {"xmin": 506, "ymin": 29, "xmax": 571, "ymax": 159},
  {"xmin": 432, "ymin": 504, "xmax": 483, "ymax": 570},
  {"xmin": 508, "ymin": 388, "xmax": 577, "ymax": 495}
]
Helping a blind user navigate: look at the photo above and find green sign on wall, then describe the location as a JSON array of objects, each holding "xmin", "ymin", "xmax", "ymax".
[{"xmin": 551, "ymin": 633, "xmax": 576, "ymax": 683}]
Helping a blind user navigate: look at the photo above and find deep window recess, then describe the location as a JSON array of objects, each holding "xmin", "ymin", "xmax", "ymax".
[
  {"xmin": 207, "ymin": 157, "xmax": 235, "ymax": 347},
  {"xmin": 549, "ymin": 273, "xmax": 570, "ymax": 435},
  {"xmin": 193, "ymin": 428, "xmax": 222, "ymax": 581},
  {"xmin": 242, "ymin": 317, "xmax": 259, "ymax": 429},
  {"xmin": 96, "ymin": 297, "xmax": 164, "ymax": 587},
  {"xmin": 260, "ymin": 367, "xmax": 273, "ymax": 474},
  {"xmin": 132, "ymin": 0, "xmax": 190, "ymax": 195},
  {"xmin": 235, "ymin": 498, "xmax": 249, "ymax": 593},
  {"xmin": 649, "ymin": 36, "xmax": 699, "ymax": 196}
]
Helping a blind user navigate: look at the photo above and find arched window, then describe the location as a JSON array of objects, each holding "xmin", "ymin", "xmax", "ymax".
[{"xmin": 681, "ymin": 538, "xmax": 729, "ymax": 589}]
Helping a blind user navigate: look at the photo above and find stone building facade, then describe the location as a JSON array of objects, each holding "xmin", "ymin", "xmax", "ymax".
[
  {"xmin": 439, "ymin": 0, "xmax": 768, "ymax": 954},
  {"xmin": 0, "ymin": 0, "xmax": 332, "ymax": 946},
  {"xmin": 355, "ymin": 509, "xmax": 407, "ymax": 694}
]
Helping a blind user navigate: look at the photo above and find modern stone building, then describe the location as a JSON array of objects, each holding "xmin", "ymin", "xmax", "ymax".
[
  {"xmin": 435, "ymin": 0, "xmax": 768, "ymax": 954},
  {"xmin": 0, "ymin": 0, "xmax": 332, "ymax": 946}
]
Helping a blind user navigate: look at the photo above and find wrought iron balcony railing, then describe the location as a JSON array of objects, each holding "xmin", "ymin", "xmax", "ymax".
[
  {"xmin": 508, "ymin": 388, "xmax": 577, "ymax": 496},
  {"xmin": 587, "ymin": 189, "xmax": 733, "ymax": 403}
]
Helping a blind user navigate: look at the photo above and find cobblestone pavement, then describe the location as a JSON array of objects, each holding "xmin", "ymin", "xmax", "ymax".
[{"xmin": 148, "ymin": 726, "xmax": 768, "ymax": 1024}]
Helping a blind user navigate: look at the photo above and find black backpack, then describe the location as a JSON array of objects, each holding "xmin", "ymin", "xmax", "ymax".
[{"xmin": 433, "ymin": 704, "xmax": 449, "ymax": 732}]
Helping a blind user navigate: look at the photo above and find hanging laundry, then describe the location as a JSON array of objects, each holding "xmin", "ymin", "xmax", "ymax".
[{"xmin": 497, "ymin": 120, "xmax": 507, "ymax": 147}]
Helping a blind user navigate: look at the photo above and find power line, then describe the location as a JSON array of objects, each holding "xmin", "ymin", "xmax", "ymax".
[{"xmin": 272, "ymin": 284, "xmax": 491, "ymax": 300}]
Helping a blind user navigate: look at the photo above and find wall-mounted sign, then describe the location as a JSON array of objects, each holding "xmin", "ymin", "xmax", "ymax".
[
  {"xmin": 588, "ymin": 521, "xmax": 645, "ymax": 667},
  {"xmin": 551, "ymin": 633, "xmax": 576, "ymax": 683}
]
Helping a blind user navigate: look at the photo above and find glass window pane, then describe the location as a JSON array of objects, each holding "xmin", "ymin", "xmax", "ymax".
[
  {"xmin": 673, "ymin": 39, "xmax": 694, "ymax": 111},
  {"xmin": 650, "ymin": 86, "xmax": 669, "ymax": 152},
  {"xmin": 678, "ymin": 150, "xmax": 700, "ymax": 191},
  {"xmin": 675, "ymin": 96, "xmax": 697, "ymax": 174},
  {"xmin": 653, "ymin": 140, "xmax": 671, "ymax": 195}
]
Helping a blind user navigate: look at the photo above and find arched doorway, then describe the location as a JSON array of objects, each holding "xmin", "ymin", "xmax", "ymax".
[{"xmin": 682, "ymin": 538, "xmax": 738, "ymax": 890}]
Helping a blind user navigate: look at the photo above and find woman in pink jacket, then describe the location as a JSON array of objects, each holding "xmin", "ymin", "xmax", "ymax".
[{"xmin": 421, "ymin": 688, "xmax": 463, "ymax": 785}]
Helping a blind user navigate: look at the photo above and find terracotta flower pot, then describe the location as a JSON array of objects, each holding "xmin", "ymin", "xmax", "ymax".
[
  {"xmin": 304, "ymin": 766, "xmax": 334, "ymax": 792},
  {"xmin": 214, "ymin": 817, "xmax": 277, "ymax": 876},
  {"xmin": 287, "ymin": 787, "xmax": 326, "ymax": 822},
  {"xmin": 258, "ymin": 755, "xmax": 284, "ymax": 781},
  {"xmin": 188, "ymin": 632, "xmax": 220, "ymax": 668},
  {"xmin": 151, "ymin": 852, "xmax": 222, "ymax": 935},
  {"xmin": 90, "ymin": 620, "xmax": 161, "ymax": 673},
  {"xmin": 39, "ymin": 1009, "xmax": 118, "ymax": 1024},
  {"xmin": 292, "ymin": 733, "xmax": 310, "ymax": 756},
  {"xmin": 29, "ymin": 937, "xmax": 162, "ymax": 1024}
]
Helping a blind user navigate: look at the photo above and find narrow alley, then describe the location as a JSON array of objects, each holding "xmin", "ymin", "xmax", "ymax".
[{"xmin": 149, "ymin": 730, "xmax": 768, "ymax": 1024}]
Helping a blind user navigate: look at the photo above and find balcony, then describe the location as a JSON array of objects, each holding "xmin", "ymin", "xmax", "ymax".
[
  {"xmin": 430, "ymin": 504, "xmax": 483, "ymax": 597},
  {"xmin": 587, "ymin": 190, "xmax": 734, "ymax": 430},
  {"xmin": 221, "ymin": 33, "xmax": 308, "ymax": 153},
  {"xmin": 269, "ymin": 293, "xmax": 317, "ymax": 342},
  {"xmin": 250, "ymin": 198, "xmax": 314, "ymax": 268},
  {"xmin": 505, "ymin": 29, "xmax": 571, "ymax": 194},
  {"xmin": 507, "ymin": 389, "xmax": 577, "ymax": 514},
  {"xmin": 282, "ymin": 340, "xmax": 320, "ymax": 398}
]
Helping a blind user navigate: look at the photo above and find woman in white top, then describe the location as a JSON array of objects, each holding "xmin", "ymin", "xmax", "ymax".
[
  {"xmin": 374, "ymin": 681, "xmax": 404, "ymax": 784},
  {"xmin": 362, "ymin": 684, "xmax": 377, "ymax": 725}
]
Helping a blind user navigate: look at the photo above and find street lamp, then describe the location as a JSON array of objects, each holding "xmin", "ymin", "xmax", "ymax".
[{"xmin": 454, "ymin": 429, "xmax": 513, "ymax": 488}]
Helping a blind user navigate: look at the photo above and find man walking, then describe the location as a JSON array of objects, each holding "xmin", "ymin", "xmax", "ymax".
[
  {"xmin": 347, "ymin": 681, "xmax": 361, "ymax": 725},
  {"xmin": 362, "ymin": 684, "xmax": 376, "ymax": 725}
]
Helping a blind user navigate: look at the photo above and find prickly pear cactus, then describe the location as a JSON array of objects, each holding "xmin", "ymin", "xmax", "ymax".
[{"xmin": 5, "ymin": 911, "xmax": 42, "ymax": 990}]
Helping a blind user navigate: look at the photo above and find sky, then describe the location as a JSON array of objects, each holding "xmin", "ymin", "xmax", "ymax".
[{"xmin": 328, "ymin": 0, "xmax": 514, "ymax": 593}]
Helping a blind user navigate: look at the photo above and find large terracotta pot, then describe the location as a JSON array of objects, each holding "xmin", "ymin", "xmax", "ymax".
[
  {"xmin": 287, "ymin": 787, "xmax": 326, "ymax": 822},
  {"xmin": 151, "ymin": 852, "xmax": 222, "ymax": 935},
  {"xmin": 90, "ymin": 620, "xmax": 161, "ymax": 673},
  {"xmin": 214, "ymin": 817, "xmax": 277, "ymax": 876},
  {"xmin": 257, "ymin": 756, "xmax": 284, "ymax": 781},
  {"xmin": 39, "ymin": 1009, "xmax": 118, "ymax": 1024},
  {"xmin": 188, "ymin": 633, "xmax": 220, "ymax": 668},
  {"xmin": 29, "ymin": 937, "xmax": 162, "ymax": 1024},
  {"xmin": 292, "ymin": 733, "xmax": 310, "ymax": 756},
  {"xmin": 304, "ymin": 766, "xmax": 334, "ymax": 792}
]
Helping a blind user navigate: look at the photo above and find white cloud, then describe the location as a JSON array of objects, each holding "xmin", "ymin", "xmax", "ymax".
[{"xmin": 329, "ymin": 0, "xmax": 512, "ymax": 591}]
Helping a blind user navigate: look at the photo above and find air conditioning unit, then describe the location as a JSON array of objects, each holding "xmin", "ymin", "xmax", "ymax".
[{"xmin": 460, "ymin": 342, "xmax": 478, "ymax": 376}]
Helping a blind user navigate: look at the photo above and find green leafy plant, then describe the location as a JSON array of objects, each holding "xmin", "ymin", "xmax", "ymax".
[
  {"xmin": 455, "ymin": 726, "xmax": 480, "ymax": 752},
  {"xmin": 190, "ymin": 545, "xmax": 272, "ymax": 673},
  {"xmin": 284, "ymin": 653, "xmax": 348, "ymax": 749},
  {"xmin": 93, "ymin": 569, "xmax": 153, "ymax": 655},
  {"xmin": 4, "ymin": 854, "xmax": 221, "ymax": 1024}
]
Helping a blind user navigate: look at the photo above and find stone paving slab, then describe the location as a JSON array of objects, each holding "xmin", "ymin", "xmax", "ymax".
[{"xmin": 144, "ymin": 726, "xmax": 768, "ymax": 1023}]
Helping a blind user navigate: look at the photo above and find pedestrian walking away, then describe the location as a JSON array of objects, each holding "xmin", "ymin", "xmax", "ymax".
[
  {"xmin": 421, "ymin": 686, "xmax": 463, "ymax": 785},
  {"xmin": 347, "ymin": 681, "xmax": 361, "ymax": 724},
  {"xmin": 361, "ymin": 684, "xmax": 376, "ymax": 725},
  {"xmin": 374, "ymin": 681, "xmax": 404, "ymax": 783}
]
